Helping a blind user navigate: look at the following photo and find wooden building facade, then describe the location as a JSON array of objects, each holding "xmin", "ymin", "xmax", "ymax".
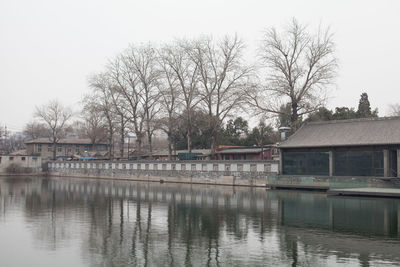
[{"xmin": 279, "ymin": 117, "xmax": 400, "ymax": 177}]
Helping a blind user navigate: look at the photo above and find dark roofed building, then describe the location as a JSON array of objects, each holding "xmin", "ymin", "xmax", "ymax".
[
  {"xmin": 279, "ymin": 117, "xmax": 400, "ymax": 177},
  {"xmin": 25, "ymin": 138, "xmax": 108, "ymax": 160},
  {"xmin": 215, "ymin": 146, "xmax": 278, "ymax": 161}
]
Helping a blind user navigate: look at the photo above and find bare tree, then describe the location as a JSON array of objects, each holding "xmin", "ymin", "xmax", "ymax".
[
  {"xmin": 107, "ymin": 84, "xmax": 130, "ymax": 159},
  {"xmin": 125, "ymin": 44, "xmax": 161, "ymax": 159},
  {"xmin": 388, "ymin": 103, "xmax": 400, "ymax": 117},
  {"xmin": 164, "ymin": 40, "xmax": 201, "ymax": 152},
  {"xmin": 107, "ymin": 54, "xmax": 145, "ymax": 155},
  {"xmin": 157, "ymin": 47, "xmax": 182, "ymax": 159},
  {"xmin": 81, "ymin": 98, "xmax": 107, "ymax": 151},
  {"xmin": 24, "ymin": 122, "xmax": 49, "ymax": 140},
  {"xmin": 190, "ymin": 35, "xmax": 253, "ymax": 157},
  {"xmin": 246, "ymin": 18, "xmax": 337, "ymax": 130},
  {"xmin": 88, "ymin": 74, "xmax": 117, "ymax": 159},
  {"xmin": 35, "ymin": 100, "xmax": 73, "ymax": 160}
]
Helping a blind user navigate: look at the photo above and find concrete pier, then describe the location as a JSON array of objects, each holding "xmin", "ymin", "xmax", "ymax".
[{"xmin": 328, "ymin": 187, "xmax": 400, "ymax": 198}]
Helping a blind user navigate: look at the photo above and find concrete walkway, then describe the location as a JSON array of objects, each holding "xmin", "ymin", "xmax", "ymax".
[{"xmin": 328, "ymin": 187, "xmax": 400, "ymax": 198}]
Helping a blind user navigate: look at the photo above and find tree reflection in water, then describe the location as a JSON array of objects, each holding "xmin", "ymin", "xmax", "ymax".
[{"xmin": 0, "ymin": 176, "xmax": 399, "ymax": 266}]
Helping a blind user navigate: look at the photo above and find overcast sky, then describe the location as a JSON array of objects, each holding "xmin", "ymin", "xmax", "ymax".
[{"xmin": 1, "ymin": 0, "xmax": 399, "ymax": 132}]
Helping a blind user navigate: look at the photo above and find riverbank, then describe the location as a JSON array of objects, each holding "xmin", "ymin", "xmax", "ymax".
[{"xmin": 46, "ymin": 160, "xmax": 400, "ymax": 193}]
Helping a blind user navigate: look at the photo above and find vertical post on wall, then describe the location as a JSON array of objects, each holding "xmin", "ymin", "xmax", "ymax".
[
  {"xmin": 383, "ymin": 149, "xmax": 389, "ymax": 177},
  {"xmin": 279, "ymin": 149, "xmax": 283, "ymax": 175},
  {"xmin": 329, "ymin": 150, "xmax": 334, "ymax": 177}
]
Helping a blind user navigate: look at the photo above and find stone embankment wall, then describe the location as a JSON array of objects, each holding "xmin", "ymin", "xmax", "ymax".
[{"xmin": 48, "ymin": 160, "xmax": 279, "ymax": 187}]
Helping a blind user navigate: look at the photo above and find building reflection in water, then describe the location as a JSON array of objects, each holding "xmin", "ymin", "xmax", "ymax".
[{"xmin": 0, "ymin": 177, "xmax": 399, "ymax": 266}]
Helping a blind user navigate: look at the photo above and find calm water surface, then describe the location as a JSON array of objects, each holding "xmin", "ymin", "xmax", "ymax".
[{"xmin": 0, "ymin": 176, "xmax": 400, "ymax": 266}]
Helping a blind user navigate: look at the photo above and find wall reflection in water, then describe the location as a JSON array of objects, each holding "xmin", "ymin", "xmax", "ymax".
[{"xmin": 0, "ymin": 177, "xmax": 399, "ymax": 266}]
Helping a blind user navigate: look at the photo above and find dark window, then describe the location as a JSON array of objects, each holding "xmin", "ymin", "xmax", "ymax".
[
  {"xmin": 283, "ymin": 151, "xmax": 330, "ymax": 176},
  {"xmin": 334, "ymin": 150, "xmax": 383, "ymax": 177},
  {"xmin": 9, "ymin": 157, "xmax": 14, "ymax": 161},
  {"xmin": 37, "ymin": 144, "xmax": 42, "ymax": 152},
  {"xmin": 233, "ymin": 154, "xmax": 242, "ymax": 160},
  {"xmin": 21, "ymin": 157, "xmax": 26, "ymax": 161},
  {"xmin": 57, "ymin": 146, "xmax": 62, "ymax": 152}
]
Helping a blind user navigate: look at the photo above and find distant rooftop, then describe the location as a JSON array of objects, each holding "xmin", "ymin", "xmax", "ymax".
[
  {"xmin": 151, "ymin": 149, "xmax": 211, "ymax": 156},
  {"xmin": 280, "ymin": 117, "xmax": 400, "ymax": 148},
  {"xmin": 25, "ymin": 138, "xmax": 107, "ymax": 145}
]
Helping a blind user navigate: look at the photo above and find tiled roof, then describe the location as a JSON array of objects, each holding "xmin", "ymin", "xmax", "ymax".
[
  {"xmin": 280, "ymin": 117, "xmax": 400, "ymax": 148},
  {"xmin": 217, "ymin": 148, "xmax": 264, "ymax": 154},
  {"xmin": 150, "ymin": 149, "xmax": 211, "ymax": 156}
]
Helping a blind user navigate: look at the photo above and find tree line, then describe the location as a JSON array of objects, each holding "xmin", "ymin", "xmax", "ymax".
[{"xmin": 23, "ymin": 19, "xmax": 344, "ymax": 159}]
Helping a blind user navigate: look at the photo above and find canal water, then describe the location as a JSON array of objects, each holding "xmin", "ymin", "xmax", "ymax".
[{"xmin": 0, "ymin": 176, "xmax": 399, "ymax": 267}]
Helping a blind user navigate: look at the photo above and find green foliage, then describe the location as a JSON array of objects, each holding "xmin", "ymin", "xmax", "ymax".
[
  {"xmin": 242, "ymin": 121, "xmax": 279, "ymax": 146},
  {"xmin": 305, "ymin": 92, "xmax": 379, "ymax": 123},
  {"xmin": 219, "ymin": 117, "xmax": 249, "ymax": 146},
  {"xmin": 172, "ymin": 114, "xmax": 279, "ymax": 149},
  {"xmin": 306, "ymin": 107, "xmax": 333, "ymax": 122},
  {"xmin": 332, "ymin": 107, "xmax": 358, "ymax": 120},
  {"xmin": 171, "ymin": 110, "xmax": 212, "ymax": 150}
]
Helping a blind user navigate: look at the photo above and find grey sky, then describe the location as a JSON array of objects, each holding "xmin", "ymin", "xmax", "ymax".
[{"xmin": 1, "ymin": 0, "xmax": 399, "ymax": 132}]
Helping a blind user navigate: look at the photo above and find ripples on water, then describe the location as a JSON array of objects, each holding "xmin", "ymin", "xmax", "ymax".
[{"xmin": 0, "ymin": 176, "xmax": 399, "ymax": 266}]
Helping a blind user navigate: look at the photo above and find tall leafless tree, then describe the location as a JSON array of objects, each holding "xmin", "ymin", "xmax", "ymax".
[
  {"xmin": 246, "ymin": 18, "xmax": 338, "ymax": 130},
  {"xmin": 157, "ymin": 44, "xmax": 184, "ymax": 159},
  {"xmin": 107, "ymin": 84, "xmax": 130, "ymax": 159},
  {"xmin": 107, "ymin": 55, "xmax": 145, "ymax": 155},
  {"xmin": 35, "ymin": 100, "xmax": 73, "ymax": 160},
  {"xmin": 158, "ymin": 41, "xmax": 200, "ymax": 154},
  {"xmin": 190, "ymin": 35, "xmax": 253, "ymax": 157},
  {"xmin": 81, "ymin": 98, "xmax": 107, "ymax": 151},
  {"xmin": 125, "ymin": 44, "xmax": 161, "ymax": 159},
  {"xmin": 88, "ymin": 73, "xmax": 117, "ymax": 159},
  {"xmin": 24, "ymin": 122, "xmax": 49, "ymax": 140}
]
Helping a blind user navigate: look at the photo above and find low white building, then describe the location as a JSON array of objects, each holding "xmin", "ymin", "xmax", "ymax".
[{"xmin": 0, "ymin": 155, "xmax": 42, "ymax": 174}]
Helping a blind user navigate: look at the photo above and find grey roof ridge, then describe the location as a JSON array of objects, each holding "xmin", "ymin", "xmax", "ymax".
[{"xmin": 306, "ymin": 116, "xmax": 400, "ymax": 125}]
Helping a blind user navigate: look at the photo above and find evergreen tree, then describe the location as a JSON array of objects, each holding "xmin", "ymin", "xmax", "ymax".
[
  {"xmin": 243, "ymin": 121, "xmax": 279, "ymax": 146},
  {"xmin": 306, "ymin": 107, "xmax": 333, "ymax": 122},
  {"xmin": 357, "ymin": 92, "xmax": 378, "ymax": 118},
  {"xmin": 333, "ymin": 107, "xmax": 358, "ymax": 120}
]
